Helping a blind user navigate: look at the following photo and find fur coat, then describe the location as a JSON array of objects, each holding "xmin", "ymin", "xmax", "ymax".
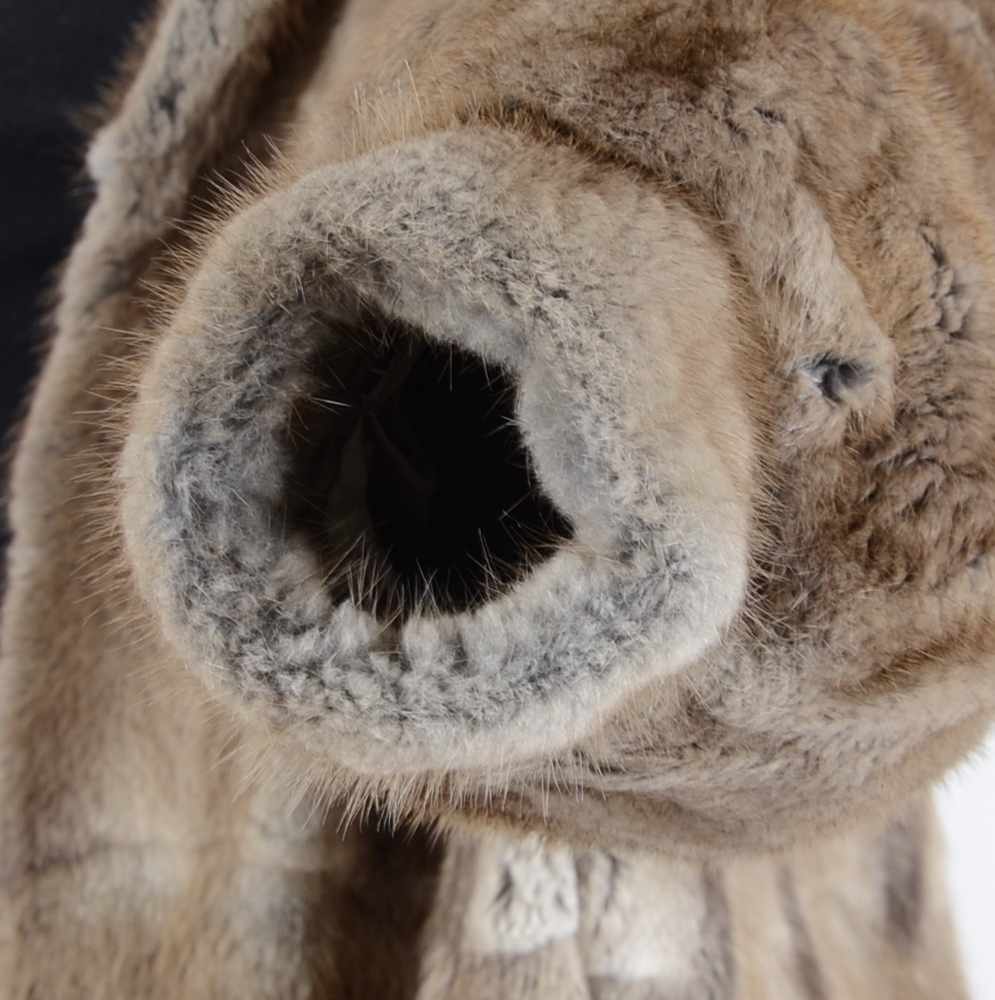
[{"xmin": 3, "ymin": 0, "xmax": 995, "ymax": 996}]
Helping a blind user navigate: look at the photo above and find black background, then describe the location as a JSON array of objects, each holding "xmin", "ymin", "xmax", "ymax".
[{"xmin": 0, "ymin": 0, "xmax": 149, "ymax": 443}]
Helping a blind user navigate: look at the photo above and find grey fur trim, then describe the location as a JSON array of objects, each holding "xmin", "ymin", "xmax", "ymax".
[{"xmin": 120, "ymin": 129, "xmax": 749, "ymax": 771}]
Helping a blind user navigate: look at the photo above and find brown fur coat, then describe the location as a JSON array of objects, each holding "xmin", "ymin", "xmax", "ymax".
[{"xmin": 3, "ymin": 0, "xmax": 995, "ymax": 996}]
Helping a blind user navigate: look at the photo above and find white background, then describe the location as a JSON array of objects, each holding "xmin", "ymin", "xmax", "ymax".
[{"xmin": 937, "ymin": 730, "xmax": 995, "ymax": 1000}]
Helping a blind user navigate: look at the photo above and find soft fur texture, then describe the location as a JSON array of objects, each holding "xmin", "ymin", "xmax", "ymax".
[{"xmin": 3, "ymin": 0, "xmax": 995, "ymax": 996}]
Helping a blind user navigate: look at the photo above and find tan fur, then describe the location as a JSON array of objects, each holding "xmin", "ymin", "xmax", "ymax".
[{"xmin": 3, "ymin": 0, "xmax": 994, "ymax": 996}]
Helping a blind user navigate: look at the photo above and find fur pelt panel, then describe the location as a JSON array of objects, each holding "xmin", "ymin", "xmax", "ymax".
[
  {"xmin": 3, "ymin": 0, "xmax": 995, "ymax": 996},
  {"xmin": 418, "ymin": 798, "xmax": 963, "ymax": 999}
]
